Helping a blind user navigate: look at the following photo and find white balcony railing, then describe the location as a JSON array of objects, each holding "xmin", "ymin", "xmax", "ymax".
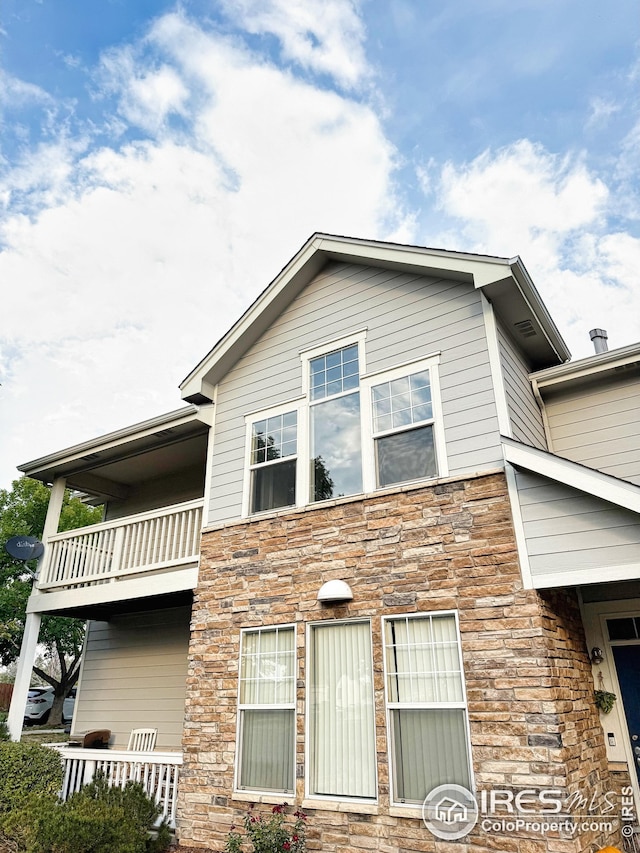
[
  {"xmin": 38, "ymin": 499, "xmax": 203, "ymax": 591},
  {"xmin": 53, "ymin": 747, "xmax": 182, "ymax": 827}
]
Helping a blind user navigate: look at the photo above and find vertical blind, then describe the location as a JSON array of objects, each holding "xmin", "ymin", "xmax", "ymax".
[
  {"xmin": 384, "ymin": 614, "xmax": 471, "ymax": 803},
  {"xmin": 238, "ymin": 627, "xmax": 295, "ymax": 792},
  {"xmin": 309, "ymin": 621, "xmax": 376, "ymax": 798}
]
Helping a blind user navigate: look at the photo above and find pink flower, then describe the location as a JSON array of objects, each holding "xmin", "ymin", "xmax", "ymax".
[{"xmin": 283, "ymin": 844, "xmax": 291, "ymax": 851}]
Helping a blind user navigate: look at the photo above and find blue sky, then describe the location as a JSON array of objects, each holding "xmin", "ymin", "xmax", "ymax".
[{"xmin": 0, "ymin": 0, "xmax": 639, "ymax": 488}]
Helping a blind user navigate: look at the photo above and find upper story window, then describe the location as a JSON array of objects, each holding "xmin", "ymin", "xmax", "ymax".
[
  {"xmin": 308, "ymin": 343, "xmax": 363, "ymax": 502},
  {"xmin": 243, "ymin": 334, "xmax": 447, "ymax": 516},
  {"xmin": 370, "ymin": 369, "xmax": 437, "ymax": 488},
  {"xmin": 249, "ymin": 411, "xmax": 297, "ymax": 513}
]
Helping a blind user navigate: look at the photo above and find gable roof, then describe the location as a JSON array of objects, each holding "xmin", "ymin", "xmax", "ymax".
[{"xmin": 180, "ymin": 233, "xmax": 570, "ymax": 403}]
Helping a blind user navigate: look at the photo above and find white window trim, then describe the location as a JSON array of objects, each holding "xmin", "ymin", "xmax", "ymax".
[
  {"xmin": 242, "ymin": 399, "xmax": 304, "ymax": 517},
  {"xmin": 234, "ymin": 624, "xmax": 297, "ymax": 797},
  {"xmin": 300, "ymin": 330, "xmax": 368, "ymax": 397},
  {"xmin": 361, "ymin": 353, "xmax": 448, "ymax": 493},
  {"xmin": 304, "ymin": 618, "xmax": 379, "ymax": 805},
  {"xmin": 381, "ymin": 611, "xmax": 474, "ymax": 808}
]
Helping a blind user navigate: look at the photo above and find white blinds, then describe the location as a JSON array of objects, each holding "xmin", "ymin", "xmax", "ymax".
[
  {"xmin": 384, "ymin": 614, "xmax": 471, "ymax": 803},
  {"xmin": 238, "ymin": 626, "xmax": 295, "ymax": 793},
  {"xmin": 309, "ymin": 621, "xmax": 376, "ymax": 799}
]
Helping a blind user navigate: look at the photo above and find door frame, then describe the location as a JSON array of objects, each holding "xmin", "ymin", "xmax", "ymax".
[{"xmin": 581, "ymin": 597, "xmax": 640, "ymax": 814}]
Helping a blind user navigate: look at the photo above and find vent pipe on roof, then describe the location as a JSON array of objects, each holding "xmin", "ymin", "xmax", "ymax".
[{"xmin": 589, "ymin": 328, "xmax": 608, "ymax": 354}]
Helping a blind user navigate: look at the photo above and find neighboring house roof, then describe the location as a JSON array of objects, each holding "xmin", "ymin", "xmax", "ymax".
[
  {"xmin": 180, "ymin": 233, "xmax": 570, "ymax": 404},
  {"xmin": 530, "ymin": 340, "xmax": 640, "ymax": 390},
  {"xmin": 18, "ymin": 405, "xmax": 213, "ymax": 500}
]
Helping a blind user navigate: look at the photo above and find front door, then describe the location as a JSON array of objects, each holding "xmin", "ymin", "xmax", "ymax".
[{"xmin": 612, "ymin": 645, "xmax": 640, "ymax": 785}]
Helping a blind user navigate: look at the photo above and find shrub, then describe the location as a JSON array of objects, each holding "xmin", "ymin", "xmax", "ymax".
[
  {"xmin": 225, "ymin": 804, "xmax": 307, "ymax": 853},
  {"xmin": 0, "ymin": 742, "xmax": 63, "ymax": 813},
  {"xmin": 2, "ymin": 773, "xmax": 171, "ymax": 853}
]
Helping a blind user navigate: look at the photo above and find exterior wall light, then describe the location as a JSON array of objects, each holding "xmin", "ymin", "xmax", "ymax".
[
  {"xmin": 590, "ymin": 647, "xmax": 605, "ymax": 665},
  {"xmin": 317, "ymin": 580, "xmax": 353, "ymax": 603}
]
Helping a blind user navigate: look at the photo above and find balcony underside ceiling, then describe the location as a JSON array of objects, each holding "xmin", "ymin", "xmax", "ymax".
[{"xmin": 19, "ymin": 407, "xmax": 211, "ymax": 503}]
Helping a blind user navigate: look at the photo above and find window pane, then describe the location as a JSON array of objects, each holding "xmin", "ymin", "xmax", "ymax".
[
  {"xmin": 240, "ymin": 627, "xmax": 295, "ymax": 704},
  {"xmin": 372, "ymin": 370, "xmax": 433, "ymax": 434},
  {"xmin": 391, "ymin": 709, "xmax": 470, "ymax": 802},
  {"xmin": 239, "ymin": 709, "xmax": 294, "ymax": 792},
  {"xmin": 309, "ymin": 346, "xmax": 360, "ymax": 401},
  {"xmin": 252, "ymin": 412, "xmax": 297, "ymax": 465},
  {"xmin": 251, "ymin": 459, "xmax": 296, "ymax": 513},
  {"xmin": 376, "ymin": 425, "xmax": 436, "ymax": 487},
  {"xmin": 385, "ymin": 615, "xmax": 462, "ymax": 703},
  {"xmin": 309, "ymin": 622, "xmax": 376, "ymax": 798},
  {"xmin": 310, "ymin": 393, "xmax": 362, "ymax": 501},
  {"xmin": 607, "ymin": 618, "xmax": 638, "ymax": 641}
]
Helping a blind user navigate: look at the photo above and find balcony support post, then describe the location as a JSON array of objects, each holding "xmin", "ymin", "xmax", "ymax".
[
  {"xmin": 7, "ymin": 613, "xmax": 42, "ymax": 741},
  {"xmin": 7, "ymin": 476, "xmax": 66, "ymax": 741}
]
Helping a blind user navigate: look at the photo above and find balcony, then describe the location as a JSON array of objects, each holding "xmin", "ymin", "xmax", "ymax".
[
  {"xmin": 30, "ymin": 499, "xmax": 203, "ymax": 615},
  {"xmin": 54, "ymin": 746, "xmax": 182, "ymax": 827}
]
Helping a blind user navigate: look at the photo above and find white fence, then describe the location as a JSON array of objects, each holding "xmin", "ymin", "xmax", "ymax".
[
  {"xmin": 38, "ymin": 500, "xmax": 203, "ymax": 591},
  {"xmin": 54, "ymin": 747, "xmax": 183, "ymax": 827}
]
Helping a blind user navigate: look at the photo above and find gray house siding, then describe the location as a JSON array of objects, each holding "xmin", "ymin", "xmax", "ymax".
[
  {"xmin": 543, "ymin": 373, "xmax": 640, "ymax": 486},
  {"xmin": 514, "ymin": 468, "xmax": 640, "ymax": 578},
  {"xmin": 104, "ymin": 464, "xmax": 205, "ymax": 521},
  {"xmin": 73, "ymin": 606, "xmax": 191, "ymax": 749},
  {"xmin": 206, "ymin": 261, "xmax": 502, "ymax": 525},
  {"xmin": 497, "ymin": 323, "xmax": 546, "ymax": 449}
]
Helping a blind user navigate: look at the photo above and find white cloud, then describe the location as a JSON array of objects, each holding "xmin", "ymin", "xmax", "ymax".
[
  {"xmin": 0, "ymin": 10, "xmax": 405, "ymax": 488},
  {"xmin": 0, "ymin": 70, "xmax": 51, "ymax": 109},
  {"xmin": 218, "ymin": 0, "xmax": 369, "ymax": 89},
  {"xmin": 430, "ymin": 139, "xmax": 639, "ymax": 357}
]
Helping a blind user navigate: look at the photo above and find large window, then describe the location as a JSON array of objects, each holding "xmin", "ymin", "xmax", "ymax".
[
  {"xmin": 308, "ymin": 344, "xmax": 362, "ymax": 502},
  {"xmin": 247, "ymin": 410, "xmax": 297, "ymax": 514},
  {"xmin": 243, "ymin": 340, "xmax": 447, "ymax": 516},
  {"xmin": 383, "ymin": 613, "xmax": 471, "ymax": 805},
  {"xmin": 307, "ymin": 621, "xmax": 377, "ymax": 800},
  {"xmin": 236, "ymin": 626, "xmax": 296, "ymax": 794}
]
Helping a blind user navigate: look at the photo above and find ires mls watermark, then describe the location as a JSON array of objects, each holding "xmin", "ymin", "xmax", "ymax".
[{"xmin": 422, "ymin": 783, "xmax": 636, "ymax": 842}]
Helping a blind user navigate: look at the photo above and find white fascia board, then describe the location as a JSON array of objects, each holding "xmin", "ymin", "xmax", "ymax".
[
  {"xmin": 532, "ymin": 563, "xmax": 640, "ymax": 590},
  {"xmin": 502, "ymin": 437, "xmax": 640, "ymax": 515},
  {"xmin": 18, "ymin": 405, "xmax": 203, "ymax": 476},
  {"xmin": 530, "ymin": 341, "xmax": 640, "ymax": 389},
  {"xmin": 26, "ymin": 566, "xmax": 199, "ymax": 614}
]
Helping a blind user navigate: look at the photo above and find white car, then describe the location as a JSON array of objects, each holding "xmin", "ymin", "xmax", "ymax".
[{"xmin": 24, "ymin": 687, "xmax": 76, "ymax": 726}]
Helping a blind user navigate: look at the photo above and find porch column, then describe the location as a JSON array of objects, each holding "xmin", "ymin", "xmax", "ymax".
[{"xmin": 6, "ymin": 476, "xmax": 66, "ymax": 741}]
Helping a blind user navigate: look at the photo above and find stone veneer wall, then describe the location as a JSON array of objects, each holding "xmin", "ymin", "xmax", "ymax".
[{"xmin": 179, "ymin": 473, "xmax": 621, "ymax": 852}]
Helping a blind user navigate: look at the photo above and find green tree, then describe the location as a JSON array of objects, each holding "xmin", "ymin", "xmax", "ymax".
[{"xmin": 0, "ymin": 477, "xmax": 102, "ymax": 725}]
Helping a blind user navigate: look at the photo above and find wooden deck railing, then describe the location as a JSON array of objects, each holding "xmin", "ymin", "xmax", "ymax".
[{"xmin": 38, "ymin": 499, "xmax": 203, "ymax": 591}]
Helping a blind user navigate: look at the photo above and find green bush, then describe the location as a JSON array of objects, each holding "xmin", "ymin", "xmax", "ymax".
[
  {"xmin": 0, "ymin": 742, "xmax": 63, "ymax": 813},
  {"xmin": 2, "ymin": 773, "xmax": 171, "ymax": 853}
]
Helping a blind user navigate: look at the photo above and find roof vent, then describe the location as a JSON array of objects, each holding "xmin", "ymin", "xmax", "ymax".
[
  {"xmin": 589, "ymin": 329, "xmax": 608, "ymax": 354},
  {"xmin": 514, "ymin": 319, "xmax": 537, "ymax": 338},
  {"xmin": 81, "ymin": 453, "xmax": 101, "ymax": 461}
]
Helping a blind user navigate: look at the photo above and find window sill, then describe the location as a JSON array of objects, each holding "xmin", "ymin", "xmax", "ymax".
[
  {"xmin": 206, "ymin": 467, "xmax": 504, "ymax": 533},
  {"xmin": 301, "ymin": 798, "xmax": 378, "ymax": 814},
  {"xmin": 389, "ymin": 804, "xmax": 424, "ymax": 819},
  {"xmin": 232, "ymin": 791, "xmax": 294, "ymax": 805}
]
